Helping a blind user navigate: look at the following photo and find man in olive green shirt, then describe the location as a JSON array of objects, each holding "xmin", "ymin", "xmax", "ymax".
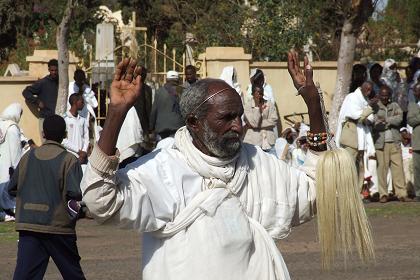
[{"xmin": 372, "ymin": 86, "xmax": 413, "ymax": 203}]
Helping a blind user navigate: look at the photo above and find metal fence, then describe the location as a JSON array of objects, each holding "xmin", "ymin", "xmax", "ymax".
[{"xmin": 83, "ymin": 40, "xmax": 204, "ymax": 125}]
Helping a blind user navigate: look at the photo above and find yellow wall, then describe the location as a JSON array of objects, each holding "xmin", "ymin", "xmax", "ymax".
[
  {"xmin": 0, "ymin": 49, "xmax": 80, "ymax": 145},
  {"xmin": 250, "ymin": 61, "xmax": 338, "ymax": 129},
  {"xmin": 0, "ymin": 77, "xmax": 41, "ymax": 144},
  {"xmin": 200, "ymin": 47, "xmax": 338, "ymax": 129}
]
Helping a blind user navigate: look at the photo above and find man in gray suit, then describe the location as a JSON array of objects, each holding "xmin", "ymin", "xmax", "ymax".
[
  {"xmin": 372, "ymin": 85, "xmax": 413, "ymax": 203},
  {"xmin": 407, "ymin": 83, "xmax": 420, "ymax": 202}
]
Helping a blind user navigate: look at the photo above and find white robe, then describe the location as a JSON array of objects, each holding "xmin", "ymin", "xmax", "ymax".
[
  {"xmin": 67, "ymin": 81, "xmax": 101, "ymax": 140},
  {"xmin": 335, "ymin": 88, "xmax": 375, "ymax": 156},
  {"xmin": 0, "ymin": 103, "xmax": 23, "ymax": 183},
  {"xmin": 219, "ymin": 66, "xmax": 243, "ymax": 99},
  {"xmin": 116, "ymin": 107, "xmax": 143, "ymax": 162},
  {"xmin": 81, "ymin": 127, "xmax": 318, "ymax": 280}
]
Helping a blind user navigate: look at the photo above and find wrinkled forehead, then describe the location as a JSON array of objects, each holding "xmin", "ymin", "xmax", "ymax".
[{"xmin": 206, "ymin": 80, "xmax": 243, "ymax": 110}]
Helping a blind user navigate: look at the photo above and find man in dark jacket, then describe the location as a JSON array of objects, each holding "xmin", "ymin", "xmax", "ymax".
[
  {"xmin": 149, "ymin": 70, "xmax": 185, "ymax": 139},
  {"xmin": 22, "ymin": 59, "xmax": 59, "ymax": 140},
  {"xmin": 8, "ymin": 115, "xmax": 85, "ymax": 280}
]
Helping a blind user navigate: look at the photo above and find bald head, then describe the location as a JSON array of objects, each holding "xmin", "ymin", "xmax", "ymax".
[{"xmin": 360, "ymin": 81, "xmax": 373, "ymax": 97}]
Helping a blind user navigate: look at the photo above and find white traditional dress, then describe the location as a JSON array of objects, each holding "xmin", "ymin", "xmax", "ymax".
[
  {"xmin": 82, "ymin": 127, "xmax": 318, "ymax": 280},
  {"xmin": 116, "ymin": 107, "xmax": 143, "ymax": 162},
  {"xmin": 0, "ymin": 103, "xmax": 23, "ymax": 183}
]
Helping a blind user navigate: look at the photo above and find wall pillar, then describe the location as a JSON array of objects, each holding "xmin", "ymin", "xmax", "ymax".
[
  {"xmin": 26, "ymin": 49, "xmax": 80, "ymax": 79},
  {"xmin": 198, "ymin": 47, "xmax": 252, "ymax": 95}
]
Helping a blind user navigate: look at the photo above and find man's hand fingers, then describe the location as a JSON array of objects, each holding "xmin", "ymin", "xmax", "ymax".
[
  {"xmin": 124, "ymin": 58, "xmax": 138, "ymax": 82},
  {"xmin": 287, "ymin": 52, "xmax": 295, "ymax": 76},
  {"xmin": 115, "ymin": 58, "xmax": 130, "ymax": 81},
  {"xmin": 304, "ymin": 56, "xmax": 314, "ymax": 86},
  {"xmin": 133, "ymin": 66, "xmax": 143, "ymax": 83},
  {"xmin": 114, "ymin": 59, "xmax": 125, "ymax": 81},
  {"xmin": 293, "ymin": 51, "xmax": 300, "ymax": 74}
]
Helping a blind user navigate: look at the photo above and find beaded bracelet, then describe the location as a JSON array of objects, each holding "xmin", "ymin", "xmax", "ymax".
[
  {"xmin": 307, "ymin": 139, "xmax": 327, "ymax": 147},
  {"xmin": 307, "ymin": 132, "xmax": 327, "ymax": 141},
  {"xmin": 306, "ymin": 132, "xmax": 328, "ymax": 147}
]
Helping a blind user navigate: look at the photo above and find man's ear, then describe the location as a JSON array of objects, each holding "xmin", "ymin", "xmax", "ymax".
[{"xmin": 186, "ymin": 114, "xmax": 200, "ymax": 134}]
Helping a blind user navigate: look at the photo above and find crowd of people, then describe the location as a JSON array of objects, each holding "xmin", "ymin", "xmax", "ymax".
[
  {"xmin": 0, "ymin": 52, "xmax": 419, "ymax": 278},
  {"xmin": 335, "ymin": 57, "xmax": 420, "ymax": 203}
]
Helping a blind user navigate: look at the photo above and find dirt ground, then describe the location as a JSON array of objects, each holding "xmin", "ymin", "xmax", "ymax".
[{"xmin": 1, "ymin": 202, "xmax": 420, "ymax": 280}]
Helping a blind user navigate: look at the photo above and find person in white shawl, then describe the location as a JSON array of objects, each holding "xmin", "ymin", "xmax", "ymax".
[
  {"xmin": 0, "ymin": 103, "xmax": 23, "ymax": 221},
  {"xmin": 116, "ymin": 106, "xmax": 143, "ymax": 165},
  {"xmin": 219, "ymin": 66, "xmax": 243, "ymax": 100},
  {"xmin": 335, "ymin": 82, "xmax": 376, "ymax": 158},
  {"xmin": 246, "ymin": 68, "xmax": 275, "ymax": 104},
  {"xmin": 380, "ymin": 58, "xmax": 408, "ymax": 112},
  {"xmin": 0, "ymin": 103, "xmax": 23, "ymax": 183},
  {"xmin": 335, "ymin": 82, "xmax": 377, "ymax": 190},
  {"xmin": 81, "ymin": 54, "xmax": 327, "ymax": 280}
]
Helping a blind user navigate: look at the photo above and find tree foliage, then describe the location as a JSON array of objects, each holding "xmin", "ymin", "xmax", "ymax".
[
  {"xmin": 1, "ymin": 0, "xmax": 417, "ymax": 72},
  {"xmin": 0, "ymin": 0, "xmax": 101, "ymax": 71},
  {"xmin": 363, "ymin": 0, "xmax": 420, "ymax": 61}
]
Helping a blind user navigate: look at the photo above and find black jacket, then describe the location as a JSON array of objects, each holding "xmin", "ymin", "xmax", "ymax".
[{"xmin": 22, "ymin": 75, "xmax": 58, "ymax": 118}]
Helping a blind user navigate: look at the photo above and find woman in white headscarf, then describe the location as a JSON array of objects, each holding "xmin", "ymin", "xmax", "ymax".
[
  {"xmin": 246, "ymin": 68, "xmax": 275, "ymax": 104},
  {"xmin": 219, "ymin": 66, "xmax": 243, "ymax": 101},
  {"xmin": 0, "ymin": 103, "xmax": 22, "ymax": 222},
  {"xmin": 381, "ymin": 58, "xmax": 408, "ymax": 112},
  {"xmin": 0, "ymin": 103, "xmax": 23, "ymax": 183}
]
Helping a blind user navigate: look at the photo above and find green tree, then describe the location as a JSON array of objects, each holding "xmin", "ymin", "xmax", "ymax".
[
  {"xmin": 0, "ymin": 0, "xmax": 102, "ymax": 72},
  {"xmin": 246, "ymin": 0, "xmax": 311, "ymax": 61}
]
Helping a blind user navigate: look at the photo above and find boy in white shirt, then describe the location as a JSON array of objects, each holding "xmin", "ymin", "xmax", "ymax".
[
  {"xmin": 400, "ymin": 127, "xmax": 414, "ymax": 197},
  {"xmin": 62, "ymin": 93, "xmax": 89, "ymax": 163}
]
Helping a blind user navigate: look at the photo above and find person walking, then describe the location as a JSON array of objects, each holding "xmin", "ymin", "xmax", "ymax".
[{"xmin": 8, "ymin": 115, "xmax": 86, "ymax": 280}]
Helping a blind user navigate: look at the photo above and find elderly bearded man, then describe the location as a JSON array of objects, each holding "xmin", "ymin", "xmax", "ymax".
[{"xmin": 81, "ymin": 52, "xmax": 326, "ymax": 280}]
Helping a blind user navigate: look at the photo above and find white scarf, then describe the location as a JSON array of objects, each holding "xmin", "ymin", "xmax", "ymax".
[
  {"xmin": 0, "ymin": 103, "xmax": 22, "ymax": 144},
  {"xmin": 335, "ymin": 88, "xmax": 375, "ymax": 156},
  {"xmin": 116, "ymin": 106, "xmax": 143, "ymax": 161},
  {"xmin": 174, "ymin": 126, "xmax": 248, "ymax": 193},
  {"xmin": 219, "ymin": 66, "xmax": 242, "ymax": 97}
]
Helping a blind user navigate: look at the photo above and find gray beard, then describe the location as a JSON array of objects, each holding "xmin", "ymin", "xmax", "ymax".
[{"xmin": 202, "ymin": 121, "xmax": 241, "ymax": 159}]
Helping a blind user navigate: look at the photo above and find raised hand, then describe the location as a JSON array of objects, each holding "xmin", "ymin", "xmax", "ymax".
[
  {"xmin": 287, "ymin": 50, "xmax": 326, "ymax": 140},
  {"xmin": 97, "ymin": 57, "xmax": 143, "ymax": 155},
  {"xmin": 110, "ymin": 58, "xmax": 143, "ymax": 111},
  {"xmin": 287, "ymin": 50, "xmax": 318, "ymax": 104}
]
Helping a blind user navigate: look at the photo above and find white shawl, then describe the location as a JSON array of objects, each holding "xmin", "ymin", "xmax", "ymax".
[
  {"xmin": 116, "ymin": 106, "xmax": 143, "ymax": 161},
  {"xmin": 219, "ymin": 66, "xmax": 242, "ymax": 97},
  {"xmin": 174, "ymin": 126, "xmax": 248, "ymax": 192},
  {"xmin": 0, "ymin": 103, "xmax": 23, "ymax": 183},
  {"xmin": 335, "ymin": 88, "xmax": 375, "ymax": 156}
]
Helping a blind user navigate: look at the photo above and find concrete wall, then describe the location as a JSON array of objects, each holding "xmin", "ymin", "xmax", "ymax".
[
  {"xmin": 0, "ymin": 77, "xmax": 41, "ymax": 144},
  {"xmin": 250, "ymin": 61, "xmax": 337, "ymax": 129},
  {"xmin": 199, "ymin": 47, "xmax": 252, "ymax": 95},
  {"xmin": 27, "ymin": 49, "xmax": 79, "ymax": 79},
  {"xmin": 200, "ymin": 47, "xmax": 338, "ymax": 129},
  {"xmin": 0, "ymin": 49, "xmax": 80, "ymax": 145}
]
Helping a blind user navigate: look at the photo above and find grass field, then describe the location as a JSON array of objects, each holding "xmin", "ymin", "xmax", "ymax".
[
  {"xmin": 365, "ymin": 202, "xmax": 420, "ymax": 217},
  {"xmin": 0, "ymin": 222, "xmax": 18, "ymax": 242}
]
